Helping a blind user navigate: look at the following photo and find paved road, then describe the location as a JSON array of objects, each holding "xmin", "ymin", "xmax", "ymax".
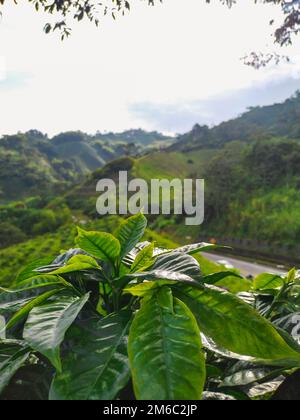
[{"xmin": 202, "ymin": 252, "xmax": 287, "ymax": 277}]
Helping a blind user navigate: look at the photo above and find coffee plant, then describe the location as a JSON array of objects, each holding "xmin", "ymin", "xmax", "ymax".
[{"xmin": 1, "ymin": 213, "xmax": 300, "ymax": 400}]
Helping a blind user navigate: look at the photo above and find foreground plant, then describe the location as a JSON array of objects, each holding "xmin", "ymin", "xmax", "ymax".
[{"xmin": 1, "ymin": 213, "xmax": 300, "ymax": 400}]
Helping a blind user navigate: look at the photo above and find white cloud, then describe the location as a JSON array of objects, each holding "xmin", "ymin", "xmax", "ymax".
[{"xmin": 0, "ymin": 0, "xmax": 299, "ymax": 136}]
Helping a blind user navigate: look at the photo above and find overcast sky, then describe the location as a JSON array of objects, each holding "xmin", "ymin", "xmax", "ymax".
[{"xmin": 0, "ymin": 0, "xmax": 300, "ymax": 136}]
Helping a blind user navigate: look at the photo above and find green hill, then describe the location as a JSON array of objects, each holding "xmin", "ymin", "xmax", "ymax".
[
  {"xmin": 2, "ymin": 92, "xmax": 300, "ymax": 274},
  {"xmin": 172, "ymin": 91, "xmax": 300, "ymax": 151},
  {"xmin": 0, "ymin": 129, "xmax": 172, "ymax": 202}
]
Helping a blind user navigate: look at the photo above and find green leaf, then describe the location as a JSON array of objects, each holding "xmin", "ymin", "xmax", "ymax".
[
  {"xmin": 50, "ymin": 311, "xmax": 131, "ymax": 400},
  {"xmin": 23, "ymin": 292, "xmax": 89, "ymax": 371},
  {"xmin": 11, "ymin": 275, "xmax": 61, "ymax": 292},
  {"xmin": 14, "ymin": 257, "xmax": 55, "ymax": 285},
  {"xmin": 253, "ymin": 273, "xmax": 285, "ymax": 291},
  {"xmin": 75, "ymin": 227, "xmax": 120, "ymax": 263},
  {"xmin": 175, "ymin": 285, "xmax": 300, "ymax": 362},
  {"xmin": 152, "ymin": 251, "xmax": 201, "ymax": 277},
  {"xmin": 202, "ymin": 271, "xmax": 243, "ymax": 285},
  {"xmin": 0, "ymin": 340, "xmax": 31, "ymax": 394},
  {"xmin": 116, "ymin": 213, "xmax": 147, "ymax": 259},
  {"xmin": 48, "ymin": 255, "xmax": 100, "ymax": 275},
  {"xmin": 124, "ymin": 281, "xmax": 174, "ymax": 297},
  {"xmin": 127, "ymin": 270, "xmax": 200, "ymax": 286},
  {"xmin": 128, "ymin": 287, "xmax": 206, "ymax": 400},
  {"xmin": 0, "ymin": 292, "xmax": 33, "ymax": 316},
  {"xmin": 221, "ymin": 366, "xmax": 285, "ymax": 388},
  {"xmin": 130, "ymin": 242, "xmax": 154, "ymax": 273},
  {"xmin": 175, "ymin": 243, "xmax": 230, "ymax": 255},
  {"xmin": 5, "ymin": 289, "xmax": 62, "ymax": 330}
]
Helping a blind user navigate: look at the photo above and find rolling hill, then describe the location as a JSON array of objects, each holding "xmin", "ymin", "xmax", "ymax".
[
  {"xmin": 0, "ymin": 129, "xmax": 172, "ymax": 202},
  {"xmin": 2, "ymin": 91, "xmax": 300, "ymax": 277},
  {"xmin": 172, "ymin": 90, "xmax": 300, "ymax": 151}
]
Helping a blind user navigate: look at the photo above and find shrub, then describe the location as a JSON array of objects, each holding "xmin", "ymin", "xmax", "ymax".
[{"xmin": 1, "ymin": 214, "xmax": 300, "ymax": 400}]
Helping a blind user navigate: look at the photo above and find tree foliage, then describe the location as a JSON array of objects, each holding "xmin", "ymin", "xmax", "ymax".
[{"xmin": 1, "ymin": 0, "xmax": 300, "ymax": 55}]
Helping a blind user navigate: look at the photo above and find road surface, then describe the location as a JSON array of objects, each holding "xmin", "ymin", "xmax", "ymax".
[{"xmin": 202, "ymin": 252, "xmax": 287, "ymax": 277}]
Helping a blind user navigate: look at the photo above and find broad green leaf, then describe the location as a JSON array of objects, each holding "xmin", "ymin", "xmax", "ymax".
[
  {"xmin": 202, "ymin": 271, "xmax": 243, "ymax": 285},
  {"xmin": 215, "ymin": 276, "xmax": 252, "ymax": 294},
  {"xmin": 6, "ymin": 288, "xmax": 62, "ymax": 330},
  {"xmin": 273, "ymin": 313, "xmax": 300, "ymax": 345},
  {"xmin": 221, "ymin": 366, "xmax": 284, "ymax": 388},
  {"xmin": 130, "ymin": 242, "xmax": 154, "ymax": 273},
  {"xmin": 14, "ymin": 257, "xmax": 55, "ymax": 285},
  {"xmin": 23, "ymin": 292, "xmax": 89, "ymax": 371},
  {"xmin": 75, "ymin": 227, "xmax": 120, "ymax": 263},
  {"xmin": 0, "ymin": 292, "xmax": 33, "ymax": 316},
  {"xmin": 11, "ymin": 275, "xmax": 61, "ymax": 292},
  {"xmin": 201, "ymin": 334, "xmax": 256, "ymax": 362},
  {"xmin": 175, "ymin": 284, "xmax": 300, "ymax": 362},
  {"xmin": 122, "ymin": 241, "xmax": 166, "ymax": 268},
  {"xmin": 0, "ymin": 340, "xmax": 31, "ymax": 394},
  {"xmin": 124, "ymin": 281, "xmax": 174, "ymax": 297},
  {"xmin": 287, "ymin": 268, "xmax": 297, "ymax": 283},
  {"xmin": 202, "ymin": 272, "xmax": 251, "ymax": 294},
  {"xmin": 0, "ymin": 277, "xmax": 60, "ymax": 316},
  {"xmin": 128, "ymin": 287, "xmax": 206, "ymax": 400},
  {"xmin": 50, "ymin": 311, "xmax": 131, "ymax": 400},
  {"xmin": 175, "ymin": 243, "xmax": 230, "ymax": 255},
  {"xmin": 48, "ymin": 255, "xmax": 100, "ymax": 275},
  {"xmin": 152, "ymin": 251, "xmax": 201, "ymax": 277},
  {"xmin": 116, "ymin": 213, "xmax": 147, "ymax": 259},
  {"xmin": 253, "ymin": 273, "xmax": 285, "ymax": 291},
  {"xmin": 122, "ymin": 241, "xmax": 151, "ymax": 267},
  {"xmin": 129, "ymin": 270, "xmax": 200, "ymax": 285}
]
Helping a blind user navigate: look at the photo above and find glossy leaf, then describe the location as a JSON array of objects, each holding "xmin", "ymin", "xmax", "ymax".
[
  {"xmin": 273, "ymin": 312, "xmax": 300, "ymax": 345},
  {"xmin": 48, "ymin": 255, "xmax": 100, "ymax": 275},
  {"xmin": 14, "ymin": 257, "xmax": 55, "ymax": 285},
  {"xmin": 221, "ymin": 366, "xmax": 284, "ymax": 388},
  {"xmin": 152, "ymin": 251, "xmax": 201, "ymax": 277},
  {"xmin": 175, "ymin": 242, "xmax": 230, "ymax": 255},
  {"xmin": 50, "ymin": 311, "xmax": 131, "ymax": 400},
  {"xmin": 175, "ymin": 284, "xmax": 300, "ymax": 362},
  {"xmin": 253, "ymin": 273, "xmax": 285, "ymax": 291},
  {"xmin": 128, "ymin": 287, "xmax": 206, "ymax": 400},
  {"xmin": 130, "ymin": 242, "xmax": 154, "ymax": 273},
  {"xmin": 202, "ymin": 271, "xmax": 243, "ymax": 285},
  {"xmin": 124, "ymin": 281, "xmax": 174, "ymax": 297},
  {"xmin": 6, "ymin": 289, "xmax": 62, "ymax": 330},
  {"xmin": 23, "ymin": 292, "xmax": 89, "ymax": 371},
  {"xmin": 75, "ymin": 227, "xmax": 120, "ymax": 263},
  {"xmin": 129, "ymin": 270, "xmax": 200, "ymax": 285},
  {"xmin": 116, "ymin": 213, "xmax": 147, "ymax": 259},
  {"xmin": 0, "ymin": 340, "xmax": 31, "ymax": 394},
  {"xmin": 11, "ymin": 275, "xmax": 62, "ymax": 292}
]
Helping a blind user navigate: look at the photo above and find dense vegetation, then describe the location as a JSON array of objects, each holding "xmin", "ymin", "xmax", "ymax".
[
  {"xmin": 0, "ymin": 129, "xmax": 172, "ymax": 201},
  {"xmin": 3, "ymin": 93, "xmax": 300, "ymax": 284},
  {"xmin": 2, "ymin": 93, "xmax": 300, "ymax": 400},
  {"xmin": 1, "ymin": 214, "xmax": 300, "ymax": 400}
]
